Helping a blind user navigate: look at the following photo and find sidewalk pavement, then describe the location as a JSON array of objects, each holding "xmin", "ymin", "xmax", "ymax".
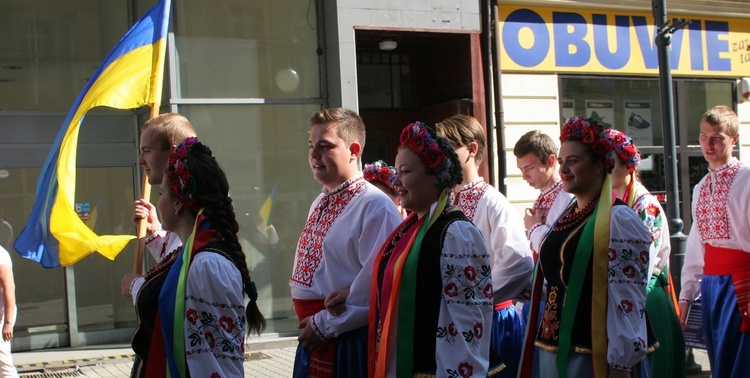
[
  {"xmin": 13, "ymin": 338, "xmax": 712, "ymax": 377},
  {"xmin": 13, "ymin": 336, "xmax": 298, "ymax": 377}
]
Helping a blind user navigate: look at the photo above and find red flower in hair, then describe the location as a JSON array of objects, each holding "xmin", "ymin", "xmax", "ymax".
[
  {"xmin": 424, "ymin": 143, "xmax": 445, "ymax": 168},
  {"xmin": 581, "ymin": 126, "xmax": 596, "ymax": 144},
  {"xmin": 591, "ymin": 139, "xmax": 611, "ymax": 156},
  {"xmin": 561, "ymin": 124, "xmax": 575, "ymax": 140}
]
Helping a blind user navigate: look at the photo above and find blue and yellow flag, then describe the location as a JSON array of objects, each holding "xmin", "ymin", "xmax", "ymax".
[
  {"xmin": 14, "ymin": 0, "xmax": 172, "ymax": 268},
  {"xmin": 258, "ymin": 178, "xmax": 279, "ymax": 228}
]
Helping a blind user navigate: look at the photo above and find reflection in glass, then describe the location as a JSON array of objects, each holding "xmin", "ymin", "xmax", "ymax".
[
  {"xmin": 0, "ymin": 1, "xmax": 129, "ymax": 111},
  {"xmin": 684, "ymin": 82, "xmax": 734, "ymax": 145},
  {"xmin": 1, "ymin": 168, "xmax": 68, "ymax": 335},
  {"xmin": 175, "ymin": 0, "xmax": 320, "ymax": 99},
  {"xmin": 180, "ymin": 104, "xmax": 322, "ymax": 335},
  {"xmin": 74, "ymin": 167, "xmax": 138, "ymax": 332},
  {"xmin": 560, "ymin": 77, "xmax": 664, "ymax": 146}
]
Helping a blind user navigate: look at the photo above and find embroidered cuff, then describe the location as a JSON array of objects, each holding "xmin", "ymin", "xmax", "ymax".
[
  {"xmin": 144, "ymin": 229, "xmax": 163, "ymax": 245},
  {"xmin": 527, "ymin": 222, "xmax": 543, "ymax": 238},
  {"xmin": 310, "ymin": 314, "xmax": 330, "ymax": 341}
]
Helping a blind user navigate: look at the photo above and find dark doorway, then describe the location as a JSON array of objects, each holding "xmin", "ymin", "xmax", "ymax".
[{"xmin": 355, "ymin": 29, "xmax": 486, "ymax": 170}]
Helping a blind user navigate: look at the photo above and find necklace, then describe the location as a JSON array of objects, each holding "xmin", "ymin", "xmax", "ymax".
[{"xmin": 553, "ymin": 195, "xmax": 599, "ymax": 232}]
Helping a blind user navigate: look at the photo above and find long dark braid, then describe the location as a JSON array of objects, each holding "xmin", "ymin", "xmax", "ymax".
[{"xmin": 187, "ymin": 150, "xmax": 266, "ymax": 335}]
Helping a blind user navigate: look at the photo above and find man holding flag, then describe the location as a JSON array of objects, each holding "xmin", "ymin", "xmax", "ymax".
[
  {"xmin": 121, "ymin": 113, "xmax": 196, "ymax": 301},
  {"xmin": 14, "ymin": 0, "xmax": 173, "ymax": 269}
]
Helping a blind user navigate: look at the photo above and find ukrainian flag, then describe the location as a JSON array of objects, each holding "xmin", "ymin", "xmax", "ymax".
[
  {"xmin": 14, "ymin": 0, "xmax": 172, "ymax": 268},
  {"xmin": 258, "ymin": 178, "xmax": 279, "ymax": 228}
]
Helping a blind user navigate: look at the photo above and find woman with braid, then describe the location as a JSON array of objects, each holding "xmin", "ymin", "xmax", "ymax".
[{"xmin": 129, "ymin": 137, "xmax": 265, "ymax": 377}]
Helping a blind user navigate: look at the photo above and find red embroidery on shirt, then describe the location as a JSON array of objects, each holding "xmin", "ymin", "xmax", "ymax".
[
  {"xmin": 533, "ymin": 181, "xmax": 563, "ymax": 224},
  {"xmin": 291, "ymin": 177, "xmax": 367, "ymax": 287},
  {"xmin": 450, "ymin": 180, "xmax": 490, "ymax": 221},
  {"xmin": 697, "ymin": 160, "xmax": 741, "ymax": 241}
]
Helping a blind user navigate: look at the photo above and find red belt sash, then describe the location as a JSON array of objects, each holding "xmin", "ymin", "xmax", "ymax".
[
  {"xmin": 293, "ymin": 298, "xmax": 335, "ymax": 377},
  {"xmin": 494, "ymin": 300, "xmax": 514, "ymax": 311},
  {"xmin": 704, "ymin": 244, "xmax": 750, "ymax": 332}
]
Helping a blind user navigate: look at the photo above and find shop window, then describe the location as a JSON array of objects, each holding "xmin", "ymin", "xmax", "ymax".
[
  {"xmin": 559, "ymin": 77, "xmax": 664, "ymax": 146},
  {"xmin": 560, "ymin": 76, "xmax": 736, "ymax": 230}
]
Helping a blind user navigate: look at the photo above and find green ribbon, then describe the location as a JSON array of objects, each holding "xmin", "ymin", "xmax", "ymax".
[{"xmin": 395, "ymin": 192, "xmax": 448, "ymax": 377}]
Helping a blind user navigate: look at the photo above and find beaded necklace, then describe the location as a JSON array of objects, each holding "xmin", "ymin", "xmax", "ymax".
[{"xmin": 552, "ymin": 194, "xmax": 599, "ymax": 232}]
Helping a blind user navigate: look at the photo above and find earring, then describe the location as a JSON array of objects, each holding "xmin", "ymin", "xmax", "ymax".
[{"xmin": 174, "ymin": 210, "xmax": 179, "ymax": 216}]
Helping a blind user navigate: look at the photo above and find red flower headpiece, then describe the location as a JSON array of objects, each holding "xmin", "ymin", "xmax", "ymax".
[
  {"xmin": 398, "ymin": 122, "xmax": 462, "ymax": 188},
  {"xmin": 167, "ymin": 137, "xmax": 213, "ymax": 212},
  {"xmin": 363, "ymin": 160, "xmax": 398, "ymax": 196},
  {"xmin": 606, "ymin": 129, "xmax": 641, "ymax": 173},
  {"xmin": 560, "ymin": 116, "xmax": 616, "ymax": 173}
]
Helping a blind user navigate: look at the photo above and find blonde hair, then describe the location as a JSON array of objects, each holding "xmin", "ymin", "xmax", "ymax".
[
  {"xmin": 309, "ymin": 108, "xmax": 366, "ymax": 164},
  {"xmin": 434, "ymin": 115, "xmax": 487, "ymax": 165},
  {"xmin": 143, "ymin": 113, "xmax": 197, "ymax": 151},
  {"xmin": 702, "ymin": 105, "xmax": 738, "ymax": 137}
]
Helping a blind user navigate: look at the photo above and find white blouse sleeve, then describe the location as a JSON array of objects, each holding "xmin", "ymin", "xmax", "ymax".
[
  {"xmin": 436, "ymin": 220, "xmax": 493, "ymax": 377},
  {"xmin": 184, "ymin": 252, "xmax": 246, "ymax": 378},
  {"xmin": 145, "ymin": 230, "xmax": 182, "ymax": 261},
  {"xmin": 680, "ymin": 180, "xmax": 705, "ymax": 303},
  {"xmin": 632, "ymin": 191, "xmax": 671, "ymax": 274},
  {"xmin": 486, "ymin": 196, "xmax": 533, "ymax": 302},
  {"xmin": 131, "ymin": 232, "xmax": 183, "ymax": 302},
  {"xmin": 606, "ymin": 205, "xmax": 652, "ymax": 370}
]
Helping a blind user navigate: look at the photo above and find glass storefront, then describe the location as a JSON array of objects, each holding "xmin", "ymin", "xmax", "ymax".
[
  {"xmin": 560, "ymin": 76, "xmax": 736, "ymax": 229},
  {"xmin": 178, "ymin": 104, "xmax": 322, "ymax": 335},
  {"xmin": 0, "ymin": 0, "xmax": 323, "ymax": 349}
]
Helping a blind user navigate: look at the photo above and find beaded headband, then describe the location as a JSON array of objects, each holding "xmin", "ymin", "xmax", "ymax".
[
  {"xmin": 398, "ymin": 121, "xmax": 462, "ymax": 189},
  {"xmin": 363, "ymin": 160, "xmax": 398, "ymax": 196},
  {"xmin": 560, "ymin": 116, "xmax": 615, "ymax": 173},
  {"xmin": 607, "ymin": 129, "xmax": 641, "ymax": 173},
  {"xmin": 167, "ymin": 137, "xmax": 213, "ymax": 212}
]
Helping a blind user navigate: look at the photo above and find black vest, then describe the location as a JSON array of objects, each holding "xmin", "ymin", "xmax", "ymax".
[{"xmin": 412, "ymin": 208, "xmax": 470, "ymax": 375}]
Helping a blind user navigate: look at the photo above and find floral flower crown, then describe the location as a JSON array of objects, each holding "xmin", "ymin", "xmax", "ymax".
[
  {"xmin": 167, "ymin": 137, "xmax": 213, "ymax": 212},
  {"xmin": 560, "ymin": 116, "xmax": 615, "ymax": 173},
  {"xmin": 607, "ymin": 129, "xmax": 641, "ymax": 173},
  {"xmin": 399, "ymin": 121, "xmax": 462, "ymax": 189},
  {"xmin": 363, "ymin": 160, "xmax": 398, "ymax": 196}
]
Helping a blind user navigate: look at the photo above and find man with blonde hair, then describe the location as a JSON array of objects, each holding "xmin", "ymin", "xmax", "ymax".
[
  {"xmin": 120, "ymin": 113, "xmax": 197, "ymax": 300},
  {"xmin": 436, "ymin": 114, "xmax": 533, "ymax": 378},
  {"xmin": 680, "ymin": 105, "xmax": 750, "ymax": 377}
]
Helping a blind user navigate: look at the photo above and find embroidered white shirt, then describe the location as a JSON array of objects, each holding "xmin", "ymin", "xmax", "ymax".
[
  {"xmin": 527, "ymin": 181, "xmax": 575, "ymax": 257},
  {"xmin": 681, "ymin": 158, "xmax": 750, "ymax": 302},
  {"xmin": 290, "ymin": 175, "xmax": 403, "ymax": 338},
  {"xmin": 451, "ymin": 178, "xmax": 534, "ymax": 302}
]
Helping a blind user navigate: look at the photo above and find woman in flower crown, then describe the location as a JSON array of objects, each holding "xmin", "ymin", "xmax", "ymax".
[
  {"xmin": 130, "ymin": 137, "xmax": 265, "ymax": 378},
  {"xmin": 362, "ymin": 159, "xmax": 407, "ymax": 218},
  {"xmin": 367, "ymin": 122, "xmax": 492, "ymax": 377},
  {"xmin": 519, "ymin": 116, "xmax": 652, "ymax": 378},
  {"xmin": 608, "ymin": 129, "xmax": 685, "ymax": 378}
]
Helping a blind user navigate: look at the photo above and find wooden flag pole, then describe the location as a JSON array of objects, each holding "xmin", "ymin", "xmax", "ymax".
[{"xmin": 133, "ymin": 106, "xmax": 160, "ymax": 274}]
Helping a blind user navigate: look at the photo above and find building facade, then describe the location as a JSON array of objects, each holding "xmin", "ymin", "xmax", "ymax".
[{"xmin": 0, "ymin": 0, "xmax": 748, "ymax": 350}]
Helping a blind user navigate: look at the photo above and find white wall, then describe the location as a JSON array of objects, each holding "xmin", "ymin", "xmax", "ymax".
[
  {"xmin": 326, "ymin": 0, "xmax": 481, "ymax": 109},
  {"xmin": 500, "ymin": 73, "xmax": 561, "ymax": 218}
]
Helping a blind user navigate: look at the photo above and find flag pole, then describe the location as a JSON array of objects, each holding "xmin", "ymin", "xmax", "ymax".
[{"xmin": 133, "ymin": 106, "xmax": 160, "ymax": 274}]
